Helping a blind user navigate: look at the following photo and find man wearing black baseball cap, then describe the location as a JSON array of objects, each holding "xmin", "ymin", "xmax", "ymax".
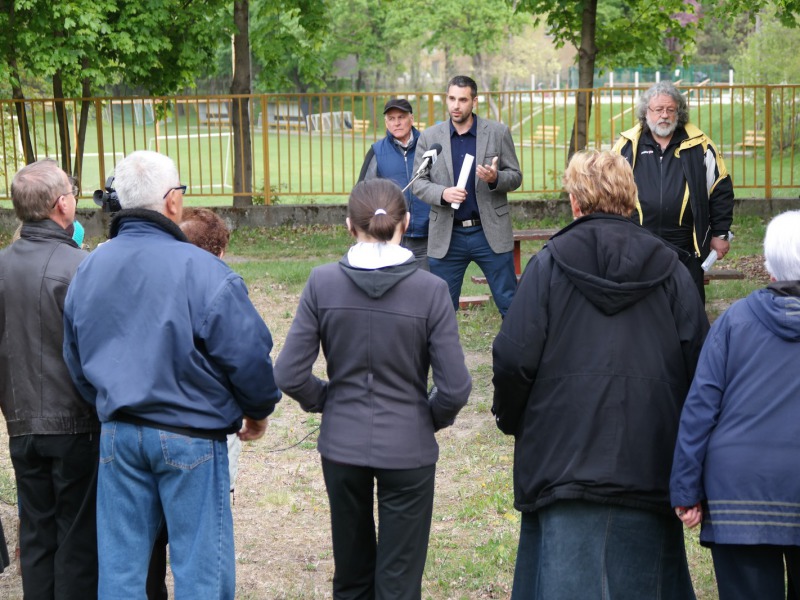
[{"xmin": 358, "ymin": 98, "xmax": 430, "ymax": 270}]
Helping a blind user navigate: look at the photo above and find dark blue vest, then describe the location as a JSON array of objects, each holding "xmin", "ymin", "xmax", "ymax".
[{"xmin": 372, "ymin": 128, "xmax": 429, "ymax": 238}]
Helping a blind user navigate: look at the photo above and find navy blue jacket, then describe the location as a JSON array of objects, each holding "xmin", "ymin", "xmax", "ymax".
[
  {"xmin": 359, "ymin": 128, "xmax": 430, "ymax": 238},
  {"xmin": 671, "ymin": 283, "xmax": 800, "ymax": 546},
  {"xmin": 63, "ymin": 209, "xmax": 281, "ymax": 436}
]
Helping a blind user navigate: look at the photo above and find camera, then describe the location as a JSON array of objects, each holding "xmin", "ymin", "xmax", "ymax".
[{"xmin": 93, "ymin": 176, "xmax": 121, "ymax": 213}]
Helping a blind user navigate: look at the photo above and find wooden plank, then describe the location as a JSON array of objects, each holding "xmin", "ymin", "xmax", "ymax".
[
  {"xmin": 512, "ymin": 228, "xmax": 558, "ymax": 275},
  {"xmin": 513, "ymin": 229, "xmax": 558, "ymax": 241},
  {"xmin": 471, "ymin": 274, "xmax": 522, "ymax": 285},
  {"xmin": 739, "ymin": 130, "xmax": 765, "ymax": 148},
  {"xmin": 532, "ymin": 125, "xmax": 560, "ymax": 143},
  {"xmin": 470, "ymin": 267, "xmax": 743, "ymax": 286},
  {"xmin": 458, "ymin": 295, "xmax": 491, "ymax": 308},
  {"xmin": 704, "ymin": 268, "xmax": 745, "ymax": 283},
  {"xmin": 351, "ymin": 118, "xmax": 370, "ymax": 133}
]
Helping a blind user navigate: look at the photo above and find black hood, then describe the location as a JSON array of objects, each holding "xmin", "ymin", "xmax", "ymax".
[
  {"xmin": 338, "ymin": 254, "xmax": 417, "ymax": 299},
  {"xmin": 547, "ymin": 213, "xmax": 680, "ymax": 315}
]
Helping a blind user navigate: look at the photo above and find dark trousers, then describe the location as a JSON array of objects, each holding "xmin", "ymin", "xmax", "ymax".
[
  {"xmin": 321, "ymin": 458, "xmax": 436, "ymax": 600},
  {"xmin": 684, "ymin": 253, "xmax": 706, "ymax": 304},
  {"xmin": 146, "ymin": 524, "xmax": 169, "ymax": 600},
  {"xmin": 429, "ymin": 226, "xmax": 517, "ymax": 316},
  {"xmin": 9, "ymin": 433, "xmax": 99, "ymax": 600},
  {"xmin": 711, "ymin": 543, "xmax": 800, "ymax": 600},
  {"xmin": 402, "ymin": 236, "xmax": 429, "ymax": 272}
]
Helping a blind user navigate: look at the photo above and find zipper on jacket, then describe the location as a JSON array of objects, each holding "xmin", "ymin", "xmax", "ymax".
[{"xmin": 403, "ymin": 148, "xmax": 413, "ymax": 229}]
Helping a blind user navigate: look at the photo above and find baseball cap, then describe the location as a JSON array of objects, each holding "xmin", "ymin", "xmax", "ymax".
[{"xmin": 383, "ymin": 98, "xmax": 413, "ymax": 114}]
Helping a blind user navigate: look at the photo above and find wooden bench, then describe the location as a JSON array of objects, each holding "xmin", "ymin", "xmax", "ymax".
[
  {"xmin": 351, "ymin": 118, "xmax": 370, "ymax": 133},
  {"xmin": 268, "ymin": 118, "xmax": 306, "ymax": 131},
  {"xmin": 704, "ymin": 268, "xmax": 745, "ymax": 284},
  {"xmin": 472, "ymin": 267, "xmax": 746, "ymax": 286},
  {"xmin": 263, "ymin": 102, "xmax": 306, "ymax": 132},
  {"xmin": 460, "ymin": 228, "xmax": 558, "ymax": 307},
  {"xmin": 510, "ymin": 229, "xmax": 558, "ymax": 274},
  {"xmin": 197, "ymin": 101, "xmax": 230, "ymax": 126},
  {"xmin": 739, "ymin": 130, "xmax": 765, "ymax": 148},
  {"xmin": 532, "ymin": 125, "xmax": 560, "ymax": 144},
  {"xmin": 466, "ymin": 231, "xmax": 742, "ymax": 302},
  {"xmin": 459, "ymin": 295, "xmax": 492, "ymax": 309}
]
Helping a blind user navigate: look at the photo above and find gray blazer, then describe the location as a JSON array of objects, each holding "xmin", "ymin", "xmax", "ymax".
[{"xmin": 411, "ymin": 117, "xmax": 522, "ymax": 259}]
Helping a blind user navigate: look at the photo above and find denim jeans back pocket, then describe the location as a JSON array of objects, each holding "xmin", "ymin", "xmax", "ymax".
[
  {"xmin": 99, "ymin": 422, "xmax": 116, "ymax": 464},
  {"xmin": 159, "ymin": 431, "xmax": 214, "ymax": 470}
]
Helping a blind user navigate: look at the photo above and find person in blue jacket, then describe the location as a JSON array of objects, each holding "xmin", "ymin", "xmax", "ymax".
[
  {"xmin": 62, "ymin": 150, "xmax": 281, "ymax": 599},
  {"xmin": 358, "ymin": 98, "xmax": 430, "ymax": 270},
  {"xmin": 671, "ymin": 210, "xmax": 800, "ymax": 600}
]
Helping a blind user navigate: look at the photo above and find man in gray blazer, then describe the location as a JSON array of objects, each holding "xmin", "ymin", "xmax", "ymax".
[{"xmin": 412, "ymin": 75, "xmax": 522, "ymax": 316}]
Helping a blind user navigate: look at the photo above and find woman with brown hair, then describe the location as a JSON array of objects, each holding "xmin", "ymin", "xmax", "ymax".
[{"xmin": 275, "ymin": 179, "xmax": 471, "ymax": 600}]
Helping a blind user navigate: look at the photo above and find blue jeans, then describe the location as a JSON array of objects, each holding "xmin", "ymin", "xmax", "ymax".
[
  {"xmin": 429, "ymin": 226, "xmax": 516, "ymax": 316},
  {"xmin": 97, "ymin": 421, "xmax": 234, "ymax": 599},
  {"xmin": 511, "ymin": 501, "xmax": 695, "ymax": 600}
]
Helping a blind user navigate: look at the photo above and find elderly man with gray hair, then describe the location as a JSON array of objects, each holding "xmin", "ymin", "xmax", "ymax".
[
  {"xmin": 0, "ymin": 159, "xmax": 97, "ymax": 597},
  {"xmin": 613, "ymin": 80, "xmax": 735, "ymax": 303},
  {"xmin": 62, "ymin": 150, "xmax": 281, "ymax": 598}
]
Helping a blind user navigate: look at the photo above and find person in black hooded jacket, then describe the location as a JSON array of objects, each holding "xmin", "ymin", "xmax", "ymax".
[
  {"xmin": 492, "ymin": 151, "xmax": 708, "ymax": 600},
  {"xmin": 274, "ymin": 179, "xmax": 471, "ymax": 600}
]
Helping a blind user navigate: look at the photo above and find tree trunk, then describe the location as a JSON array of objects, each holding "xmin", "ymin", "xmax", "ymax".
[
  {"xmin": 231, "ymin": 0, "xmax": 253, "ymax": 207},
  {"xmin": 3, "ymin": 1, "xmax": 35, "ymax": 164},
  {"xmin": 475, "ymin": 56, "xmax": 500, "ymax": 122},
  {"xmin": 74, "ymin": 65, "xmax": 92, "ymax": 185},
  {"xmin": 567, "ymin": 0, "xmax": 598, "ymax": 163},
  {"xmin": 53, "ymin": 70, "xmax": 72, "ymax": 174}
]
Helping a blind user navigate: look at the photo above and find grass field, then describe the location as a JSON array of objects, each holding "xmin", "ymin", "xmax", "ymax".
[
  {"xmin": 5, "ymin": 87, "xmax": 800, "ymax": 204},
  {"xmin": 0, "ymin": 215, "xmax": 772, "ymax": 598}
]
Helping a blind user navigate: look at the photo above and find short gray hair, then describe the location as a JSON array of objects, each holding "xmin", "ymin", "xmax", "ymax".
[
  {"xmin": 10, "ymin": 159, "xmax": 67, "ymax": 222},
  {"xmin": 764, "ymin": 210, "xmax": 800, "ymax": 281},
  {"xmin": 114, "ymin": 151, "xmax": 179, "ymax": 212},
  {"xmin": 636, "ymin": 81, "xmax": 689, "ymax": 130}
]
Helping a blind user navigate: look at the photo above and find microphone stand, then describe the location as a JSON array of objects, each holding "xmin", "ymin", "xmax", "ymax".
[{"xmin": 402, "ymin": 166, "xmax": 429, "ymax": 193}]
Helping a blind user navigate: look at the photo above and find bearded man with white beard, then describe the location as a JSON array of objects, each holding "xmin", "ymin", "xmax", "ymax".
[{"xmin": 613, "ymin": 81, "xmax": 734, "ymax": 303}]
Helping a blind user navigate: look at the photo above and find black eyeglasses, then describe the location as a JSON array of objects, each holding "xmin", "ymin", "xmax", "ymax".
[
  {"xmin": 51, "ymin": 184, "xmax": 80, "ymax": 209},
  {"xmin": 163, "ymin": 185, "xmax": 187, "ymax": 200}
]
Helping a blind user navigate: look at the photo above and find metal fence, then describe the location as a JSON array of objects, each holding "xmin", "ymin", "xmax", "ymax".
[{"xmin": 1, "ymin": 84, "xmax": 798, "ymax": 204}]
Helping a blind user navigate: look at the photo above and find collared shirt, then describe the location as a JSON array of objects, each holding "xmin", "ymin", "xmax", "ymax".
[{"xmin": 449, "ymin": 116, "xmax": 479, "ymax": 221}]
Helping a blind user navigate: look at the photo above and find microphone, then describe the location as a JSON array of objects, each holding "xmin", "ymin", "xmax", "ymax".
[{"xmin": 416, "ymin": 143, "xmax": 442, "ymax": 175}]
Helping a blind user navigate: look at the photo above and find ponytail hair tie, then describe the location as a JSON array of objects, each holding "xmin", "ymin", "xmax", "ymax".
[{"xmin": 374, "ymin": 208, "xmax": 387, "ymax": 216}]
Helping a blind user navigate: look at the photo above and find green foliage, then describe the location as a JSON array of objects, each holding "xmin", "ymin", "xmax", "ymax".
[
  {"xmin": 705, "ymin": 0, "xmax": 800, "ymax": 29},
  {"xmin": 515, "ymin": 0, "xmax": 699, "ymax": 73},
  {"xmin": 250, "ymin": 0, "xmax": 329, "ymax": 92},
  {"xmin": 694, "ymin": 11, "xmax": 753, "ymax": 69},
  {"xmin": 0, "ymin": 0, "xmax": 231, "ymax": 97},
  {"xmin": 733, "ymin": 7, "xmax": 800, "ymax": 84}
]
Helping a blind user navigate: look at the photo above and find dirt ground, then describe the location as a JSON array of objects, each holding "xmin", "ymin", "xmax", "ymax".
[
  {"xmin": 0, "ymin": 255, "xmax": 771, "ymax": 599},
  {"xmin": 0, "ymin": 279, "xmax": 508, "ymax": 600}
]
